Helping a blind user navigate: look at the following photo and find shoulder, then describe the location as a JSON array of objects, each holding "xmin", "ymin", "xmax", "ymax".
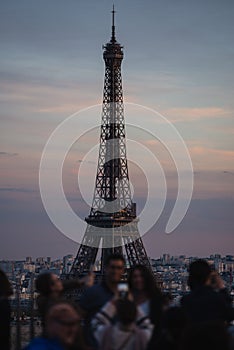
[
  {"xmin": 202, "ymin": 286, "xmax": 227, "ymax": 302},
  {"xmin": 181, "ymin": 287, "xmax": 225, "ymax": 304},
  {"xmin": 79, "ymin": 284, "xmax": 107, "ymax": 309},
  {"xmin": 81, "ymin": 284, "xmax": 105, "ymax": 298}
]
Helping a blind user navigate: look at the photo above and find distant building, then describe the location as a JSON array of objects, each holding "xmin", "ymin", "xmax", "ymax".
[{"xmin": 63, "ymin": 255, "xmax": 74, "ymax": 274}]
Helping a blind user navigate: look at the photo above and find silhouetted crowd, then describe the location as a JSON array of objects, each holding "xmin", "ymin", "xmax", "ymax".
[{"xmin": 1, "ymin": 255, "xmax": 234, "ymax": 350}]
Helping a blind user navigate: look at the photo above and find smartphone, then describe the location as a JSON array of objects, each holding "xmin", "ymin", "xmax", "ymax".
[{"xmin": 117, "ymin": 282, "xmax": 129, "ymax": 299}]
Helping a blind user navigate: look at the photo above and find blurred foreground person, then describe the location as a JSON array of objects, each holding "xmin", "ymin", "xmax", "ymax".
[
  {"xmin": 25, "ymin": 302, "xmax": 82, "ymax": 350},
  {"xmin": 181, "ymin": 259, "xmax": 234, "ymax": 324},
  {"xmin": 0, "ymin": 269, "xmax": 13, "ymax": 350},
  {"xmin": 179, "ymin": 320, "xmax": 231, "ymax": 350},
  {"xmin": 92, "ymin": 297, "xmax": 153, "ymax": 350},
  {"xmin": 128, "ymin": 265, "xmax": 163, "ymax": 330},
  {"xmin": 36, "ymin": 272, "xmax": 94, "ymax": 322},
  {"xmin": 79, "ymin": 254, "xmax": 125, "ymax": 348},
  {"xmin": 147, "ymin": 306, "xmax": 187, "ymax": 350}
]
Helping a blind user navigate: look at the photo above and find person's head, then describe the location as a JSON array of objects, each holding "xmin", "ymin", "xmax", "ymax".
[
  {"xmin": 0, "ymin": 269, "xmax": 13, "ymax": 297},
  {"xmin": 116, "ymin": 299, "xmax": 137, "ymax": 326},
  {"xmin": 44, "ymin": 302, "xmax": 81, "ymax": 347},
  {"xmin": 104, "ymin": 254, "xmax": 125, "ymax": 284},
  {"xmin": 36, "ymin": 273, "xmax": 63, "ymax": 297},
  {"xmin": 128, "ymin": 264, "xmax": 161, "ymax": 298},
  {"xmin": 188, "ymin": 259, "xmax": 212, "ymax": 290}
]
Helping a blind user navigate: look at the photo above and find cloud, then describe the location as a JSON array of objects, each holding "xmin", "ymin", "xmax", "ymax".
[
  {"xmin": 190, "ymin": 146, "xmax": 234, "ymax": 158},
  {"xmin": 163, "ymin": 107, "xmax": 232, "ymax": 123},
  {"xmin": 144, "ymin": 139, "xmax": 161, "ymax": 146},
  {"xmin": 188, "ymin": 146, "xmax": 234, "ymax": 172},
  {"xmin": 223, "ymin": 171, "xmax": 234, "ymax": 176},
  {"xmin": 77, "ymin": 159, "xmax": 96, "ymax": 165},
  {"xmin": 0, "ymin": 152, "xmax": 18, "ymax": 157},
  {"xmin": 0, "ymin": 73, "xmax": 100, "ymax": 116},
  {"xmin": 0, "ymin": 187, "xmax": 36, "ymax": 193}
]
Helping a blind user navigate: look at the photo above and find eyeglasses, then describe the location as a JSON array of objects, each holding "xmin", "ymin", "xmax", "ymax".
[
  {"xmin": 50, "ymin": 276, "xmax": 60, "ymax": 286},
  {"xmin": 109, "ymin": 264, "xmax": 124, "ymax": 270},
  {"xmin": 54, "ymin": 319, "xmax": 80, "ymax": 327}
]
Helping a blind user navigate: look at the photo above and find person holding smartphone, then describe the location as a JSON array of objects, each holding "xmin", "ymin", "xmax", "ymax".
[
  {"xmin": 181, "ymin": 259, "xmax": 234, "ymax": 325},
  {"xmin": 79, "ymin": 254, "xmax": 126, "ymax": 348},
  {"xmin": 92, "ymin": 290, "xmax": 153, "ymax": 350}
]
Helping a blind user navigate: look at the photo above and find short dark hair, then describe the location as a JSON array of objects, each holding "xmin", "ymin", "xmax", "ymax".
[
  {"xmin": 104, "ymin": 253, "xmax": 125, "ymax": 267},
  {"xmin": 0, "ymin": 269, "xmax": 13, "ymax": 297},
  {"xmin": 116, "ymin": 299, "xmax": 137, "ymax": 325},
  {"xmin": 35, "ymin": 272, "xmax": 53, "ymax": 296},
  {"xmin": 188, "ymin": 259, "xmax": 212, "ymax": 289},
  {"xmin": 45, "ymin": 299, "xmax": 80, "ymax": 318}
]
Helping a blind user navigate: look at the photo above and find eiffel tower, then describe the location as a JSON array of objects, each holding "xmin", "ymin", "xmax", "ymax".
[{"xmin": 70, "ymin": 7, "xmax": 150, "ymax": 276}]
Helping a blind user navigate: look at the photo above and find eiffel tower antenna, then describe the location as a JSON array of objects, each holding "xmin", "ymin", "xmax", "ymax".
[{"xmin": 111, "ymin": 4, "xmax": 116, "ymax": 42}]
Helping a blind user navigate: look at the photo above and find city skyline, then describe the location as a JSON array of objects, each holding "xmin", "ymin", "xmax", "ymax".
[{"xmin": 0, "ymin": 0, "xmax": 234, "ymax": 259}]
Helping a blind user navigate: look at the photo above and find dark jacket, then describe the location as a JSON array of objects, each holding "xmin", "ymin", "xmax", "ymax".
[
  {"xmin": 79, "ymin": 281, "xmax": 115, "ymax": 348},
  {"xmin": 24, "ymin": 337, "xmax": 64, "ymax": 350},
  {"xmin": 181, "ymin": 285, "xmax": 234, "ymax": 324}
]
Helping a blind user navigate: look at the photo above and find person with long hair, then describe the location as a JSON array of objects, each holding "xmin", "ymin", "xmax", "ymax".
[
  {"xmin": 0, "ymin": 269, "xmax": 13, "ymax": 350},
  {"xmin": 128, "ymin": 265, "xmax": 163, "ymax": 330},
  {"xmin": 35, "ymin": 272, "xmax": 94, "ymax": 323}
]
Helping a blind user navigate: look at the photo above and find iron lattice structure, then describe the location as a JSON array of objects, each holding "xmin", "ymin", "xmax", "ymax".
[{"xmin": 70, "ymin": 8, "xmax": 150, "ymax": 276}]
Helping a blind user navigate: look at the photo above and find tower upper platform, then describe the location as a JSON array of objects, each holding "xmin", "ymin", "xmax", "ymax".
[{"xmin": 103, "ymin": 5, "xmax": 123, "ymax": 64}]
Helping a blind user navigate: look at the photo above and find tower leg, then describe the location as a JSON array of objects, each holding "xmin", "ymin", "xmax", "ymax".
[{"xmin": 70, "ymin": 225, "xmax": 101, "ymax": 276}]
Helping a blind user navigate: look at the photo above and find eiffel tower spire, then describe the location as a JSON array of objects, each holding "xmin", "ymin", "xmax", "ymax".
[
  {"xmin": 111, "ymin": 4, "xmax": 116, "ymax": 43},
  {"xmin": 70, "ymin": 7, "xmax": 150, "ymax": 276}
]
